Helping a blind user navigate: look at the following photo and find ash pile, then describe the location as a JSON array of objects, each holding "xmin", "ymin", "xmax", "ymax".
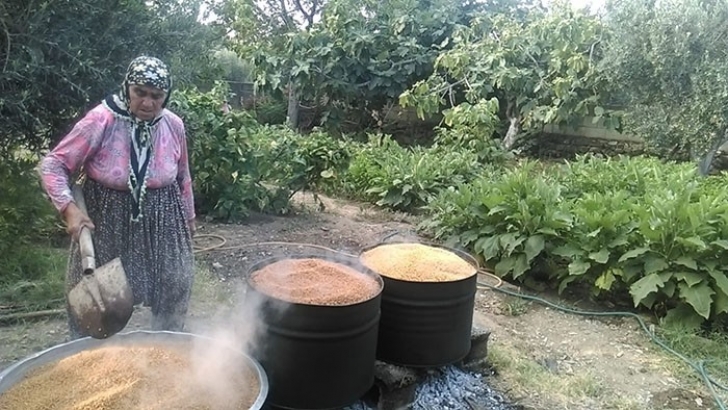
[{"xmin": 344, "ymin": 327, "xmax": 518, "ymax": 410}]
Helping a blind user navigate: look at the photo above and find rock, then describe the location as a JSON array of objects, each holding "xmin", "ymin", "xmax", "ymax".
[
  {"xmin": 461, "ymin": 326, "xmax": 491, "ymax": 371},
  {"xmin": 374, "ymin": 361, "xmax": 419, "ymax": 389}
]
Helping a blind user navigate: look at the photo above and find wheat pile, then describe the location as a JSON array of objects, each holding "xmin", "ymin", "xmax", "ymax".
[
  {"xmin": 250, "ymin": 258, "xmax": 381, "ymax": 305},
  {"xmin": 360, "ymin": 243, "xmax": 475, "ymax": 282}
]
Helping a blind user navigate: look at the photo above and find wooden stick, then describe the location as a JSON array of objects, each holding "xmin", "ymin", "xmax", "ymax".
[{"xmin": 0, "ymin": 309, "xmax": 65, "ymax": 324}]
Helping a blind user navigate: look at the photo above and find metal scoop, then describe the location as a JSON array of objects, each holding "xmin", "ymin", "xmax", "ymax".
[{"xmin": 67, "ymin": 184, "xmax": 134, "ymax": 339}]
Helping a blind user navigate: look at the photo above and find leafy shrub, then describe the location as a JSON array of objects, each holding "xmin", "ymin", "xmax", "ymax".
[
  {"xmin": 172, "ymin": 86, "xmax": 353, "ymax": 219},
  {"xmin": 344, "ymin": 134, "xmax": 483, "ymax": 212},
  {"xmin": 273, "ymin": 128, "xmax": 352, "ymax": 198},
  {"xmin": 432, "ymin": 98, "xmax": 512, "ymax": 165},
  {"xmin": 423, "ymin": 160, "xmax": 571, "ymax": 280},
  {"xmin": 171, "ymin": 86, "xmax": 284, "ymax": 220},
  {"xmin": 0, "ymin": 157, "xmax": 67, "ymax": 307},
  {"xmin": 251, "ymin": 97, "xmax": 288, "ymax": 125},
  {"xmin": 422, "ymin": 154, "xmax": 728, "ymax": 326}
]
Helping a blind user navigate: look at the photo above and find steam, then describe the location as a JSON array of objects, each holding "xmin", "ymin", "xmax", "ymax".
[
  {"xmin": 136, "ymin": 243, "xmax": 379, "ymax": 409},
  {"xmin": 183, "ymin": 279, "xmax": 274, "ymax": 409}
]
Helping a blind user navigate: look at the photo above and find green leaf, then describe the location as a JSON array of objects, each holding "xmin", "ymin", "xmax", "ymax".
[
  {"xmin": 569, "ymin": 259, "xmax": 591, "ymax": 276},
  {"xmin": 711, "ymin": 239, "xmax": 728, "ymax": 250},
  {"xmin": 475, "ymin": 236, "xmax": 500, "ymax": 260},
  {"xmin": 608, "ymin": 236, "xmax": 630, "ymax": 248},
  {"xmin": 595, "ymin": 271, "xmax": 616, "ymax": 291},
  {"xmin": 629, "ymin": 273, "xmax": 667, "ymax": 307},
  {"xmin": 320, "ymin": 169, "xmax": 334, "ymax": 178},
  {"xmin": 681, "ymin": 236, "xmax": 707, "ymax": 250},
  {"xmin": 619, "ymin": 247, "xmax": 650, "ymax": 262},
  {"xmin": 552, "ymin": 244, "xmax": 582, "ymax": 258},
  {"xmin": 661, "ymin": 304, "xmax": 705, "ymax": 331},
  {"xmin": 662, "ymin": 280, "xmax": 676, "ymax": 298},
  {"xmin": 714, "ymin": 289, "xmax": 728, "ymax": 315},
  {"xmin": 512, "ymin": 254, "xmax": 530, "ymax": 280},
  {"xmin": 537, "ymin": 227, "xmax": 558, "ymax": 236},
  {"xmin": 524, "ymin": 235, "xmax": 545, "ymax": 263},
  {"xmin": 643, "ymin": 255, "xmax": 668, "ymax": 274},
  {"xmin": 594, "ymin": 106, "xmax": 605, "ymax": 117},
  {"xmin": 705, "ymin": 268, "xmax": 728, "ymax": 296},
  {"xmin": 678, "ymin": 281, "xmax": 714, "ymax": 319},
  {"xmin": 674, "ymin": 271, "xmax": 704, "ymax": 287},
  {"xmin": 639, "ymin": 292, "xmax": 659, "ymax": 309},
  {"xmin": 588, "ymin": 249, "xmax": 610, "ymax": 264},
  {"xmin": 558, "ymin": 275, "xmax": 578, "ymax": 294},
  {"xmin": 674, "ymin": 257, "xmax": 698, "ymax": 270},
  {"xmin": 494, "ymin": 257, "xmax": 516, "ymax": 276},
  {"xmin": 502, "ymin": 234, "xmax": 526, "ymax": 256}
]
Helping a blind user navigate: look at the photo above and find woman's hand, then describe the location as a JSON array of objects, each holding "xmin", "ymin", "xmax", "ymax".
[{"xmin": 63, "ymin": 202, "xmax": 96, "ymax": 241}]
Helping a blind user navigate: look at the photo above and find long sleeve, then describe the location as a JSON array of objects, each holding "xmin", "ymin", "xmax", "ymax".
[
  {"xmin": 38, "ymin": 107, "xmax": 108, "ymax": 213},
  {"xmin": 175, "ymin": 121, "xmax": 196, "ymax": 222}
]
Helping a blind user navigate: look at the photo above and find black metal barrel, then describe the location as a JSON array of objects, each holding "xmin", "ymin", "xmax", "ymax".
[
  {"xmin": 245, "ymin": 254, "xmax": 383, "ymax": 410},
  {"xmin": 360, "ymin": 242, "xmax": 478, "ymax": 367}
]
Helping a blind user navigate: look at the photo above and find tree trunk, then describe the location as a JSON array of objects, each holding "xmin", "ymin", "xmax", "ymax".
[
  {"xmin": 502, "ymin": 114, "xmax": 521, "ymax": 151},
  {"xmin": 286, "ymin": 83, "xmax": 300, "ymax": 129}
]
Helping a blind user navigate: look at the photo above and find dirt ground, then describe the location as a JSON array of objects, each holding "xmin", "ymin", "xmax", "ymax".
[{"xmin": 0, "ymin": 194, "xmax": 721, "ymax": 410}]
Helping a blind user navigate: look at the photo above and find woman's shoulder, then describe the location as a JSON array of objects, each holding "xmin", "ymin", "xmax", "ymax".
[
  {"xmin": 86, "ymin": 103, "xmax": 116, "ymax": 122},
  {"xmin": 161, "ymin": 108, "xmax": 185, "ymax": 130}
]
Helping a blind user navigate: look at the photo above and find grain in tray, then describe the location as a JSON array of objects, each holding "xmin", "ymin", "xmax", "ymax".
[{"xmin": 0, "ymin": 344, "xmax": 259, "ymax": 410}]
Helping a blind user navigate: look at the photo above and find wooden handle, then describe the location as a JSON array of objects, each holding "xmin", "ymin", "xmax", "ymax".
[{"xmin": 71, "ymin": 184, "xmax": 96, "ymax": 274}]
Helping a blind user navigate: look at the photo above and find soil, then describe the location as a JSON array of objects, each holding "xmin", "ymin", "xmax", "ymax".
[{"xmin": 0, "ymin": 193, "xmax": 720, "ymax": 410}]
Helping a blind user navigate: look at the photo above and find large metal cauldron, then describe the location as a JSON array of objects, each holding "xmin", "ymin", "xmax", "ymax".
[
  {"xmin": 246, "ymin": 254, "xmax": 384, "ymax": 410},
  {"xmin": 0, "ymin": 330, "xmax": 269, "ymax": 409},
  {"xmin": 360, "ymin": 240, "xmax": 479, "ymax": 367}
]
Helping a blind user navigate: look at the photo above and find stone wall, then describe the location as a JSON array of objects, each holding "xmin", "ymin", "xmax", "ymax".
[{"xmin": 525, "ymin": 132, "xmax": 645, "ymax": 159}]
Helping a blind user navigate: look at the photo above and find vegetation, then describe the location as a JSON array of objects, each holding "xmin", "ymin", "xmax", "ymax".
[{"xmin": 2, "ymin": 0, "xmax": 728, "ymax": 376}]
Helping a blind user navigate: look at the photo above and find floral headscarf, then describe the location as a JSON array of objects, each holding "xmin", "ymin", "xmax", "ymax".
[{"xmin": 103, "ymin": 56, "xmax": 172, "ymax": 221}]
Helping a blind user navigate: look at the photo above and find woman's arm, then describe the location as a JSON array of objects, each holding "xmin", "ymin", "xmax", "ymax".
[
  {"xmin": 38, "ymin": 107, "xmax": 107, "ymax": 214},
  {"xmin": 175, "ymin": 120, "xmax": 196, "ymax": 231}
]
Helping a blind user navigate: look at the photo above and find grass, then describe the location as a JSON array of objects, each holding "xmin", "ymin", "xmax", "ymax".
[
  {"xmin": 657, "ymin": 325, "xmax": 728, "ymax": 404},
  {"xmin": 0, "ymin": 245, "xmax": 67, "ymax": 312},
  {"xmin": 500, "ymin": 295, "xmax": 532, "ymax": 316},
  {"xmin": 487, "ymin": 342, "xmax": 610, "ymax": 410},
  {"xmin": 190, "ymin": 263, "xmax": 240, "ymax": 308}
]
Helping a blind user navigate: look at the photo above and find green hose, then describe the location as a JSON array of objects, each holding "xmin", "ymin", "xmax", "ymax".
[{"xmin": 476, "ymin": 277, "xmax": 728, "ymax": 410}]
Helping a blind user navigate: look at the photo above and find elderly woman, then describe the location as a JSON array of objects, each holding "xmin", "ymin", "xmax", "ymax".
[{"xmin": 39, "ymin": 56, "xmax": 196, "ymax": 339}]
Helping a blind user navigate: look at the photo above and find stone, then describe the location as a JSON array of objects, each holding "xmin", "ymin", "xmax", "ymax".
[{"xmin": 461, "ymin": 326, "xmax": 492, "ymax": 371}]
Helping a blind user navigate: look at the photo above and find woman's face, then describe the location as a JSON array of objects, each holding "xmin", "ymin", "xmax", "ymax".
[{"xmin": 128, "ymin": 84, "xmax": 166, "ymax": 121}]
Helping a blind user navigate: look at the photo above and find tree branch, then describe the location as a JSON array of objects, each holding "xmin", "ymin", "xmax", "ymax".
[{"xmin": 292, "ymin": 0, "xmax": 313, "ymax": 29}]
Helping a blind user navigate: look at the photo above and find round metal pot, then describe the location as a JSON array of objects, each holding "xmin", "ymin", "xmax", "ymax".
[
  {"xmin": 246, "ymin": 254, "xmax": 383, "ymax": 410},
  {"xmin": 360, "ymin": 240, "xmax": 479, "ymax": 367},
  {"xmin": 0, "ymin": 330, "xmax": 268, "ymax": 409}
]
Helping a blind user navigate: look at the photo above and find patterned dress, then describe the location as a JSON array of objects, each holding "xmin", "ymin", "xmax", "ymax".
[{"xmin": 39, "ymin": 57, "xmax": 196, "ymax": 338}]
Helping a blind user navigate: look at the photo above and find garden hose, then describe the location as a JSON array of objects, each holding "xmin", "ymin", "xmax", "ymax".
[
  {"xmin": 192, "ymin": 233, "xmax": 728, "ymax": 410},
  {"xmin": 475, "ymin": 272, "xmax": 728, "ymax": 410}
]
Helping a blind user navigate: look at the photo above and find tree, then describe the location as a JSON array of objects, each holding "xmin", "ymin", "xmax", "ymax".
[
  {"xmin": 232, "ymin": 0, "xmax": 484, "ymax": 130},
  {"xmin": 400, "ymin": 2, "xmax": 615, "ymax": 150},
  {"xmin": 601, "ymin": 0, "xmax": 728, "ymax": 163},
  {"xmin": 220, "ymin": 0, "xmax": 324, "ymax": 128},
  {"xmin": 0, "ymin": 0, "xmax": 224, "ymax": 154}
]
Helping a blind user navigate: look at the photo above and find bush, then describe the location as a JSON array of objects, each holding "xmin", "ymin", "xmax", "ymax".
[
  {"xmin": 0, "ymin": 157, "xmax": 67, "ymax": 308},
  {"xmin": 171, "ymin": 85, "xmax": 283, "ymax": 220},
  {"xmin": 341, "ymin": 134, "xmax": 484, "ymax": 212},
  {"xmin": 171, "ymin": 86, "xmax": 353, "ymax": 220},
  {"xmin": 422, "ymin": 154, "xmax": 728, "ymax": 326},
  {"xmin": 251, "ymin": 97, "xmax": 288, "ymax": 126}
]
